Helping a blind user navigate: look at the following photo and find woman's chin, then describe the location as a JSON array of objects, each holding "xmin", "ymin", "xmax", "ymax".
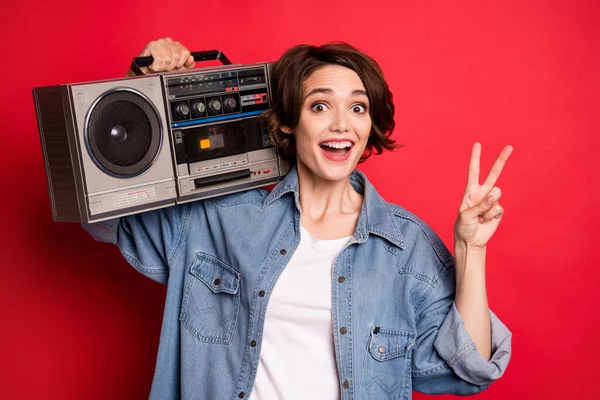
[{"xmin": 308, "ymin": 162, "xmax": 357, "ymax": 182}]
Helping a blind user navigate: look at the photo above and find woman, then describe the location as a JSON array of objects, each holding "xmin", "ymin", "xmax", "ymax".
[{"xmin": 86, "ymin": 38, "xmax": 512, "ymax": 399}]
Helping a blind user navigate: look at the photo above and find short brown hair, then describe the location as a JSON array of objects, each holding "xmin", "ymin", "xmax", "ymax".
[{"xmin": 260, "ymin": 42, "xmax": 397, "ymax": 164}]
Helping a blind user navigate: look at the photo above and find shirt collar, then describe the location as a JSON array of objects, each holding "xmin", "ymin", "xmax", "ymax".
[{"xmin": 263, "ymin": 165, "xmax": 405, "ymax": 249}]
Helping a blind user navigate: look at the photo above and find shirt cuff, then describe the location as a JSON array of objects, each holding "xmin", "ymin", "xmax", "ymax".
[{"xmin": 433, "ymin": 302, "xmax": 512, "ymax": 386}]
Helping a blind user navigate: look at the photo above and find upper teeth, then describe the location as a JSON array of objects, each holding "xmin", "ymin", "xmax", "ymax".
[{"xmin": 321, "ymin": 141, "xmax": 352, "ymax": 149}]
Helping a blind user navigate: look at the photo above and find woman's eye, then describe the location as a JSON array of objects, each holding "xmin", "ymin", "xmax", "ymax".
[
  {"xmin": 311, "ymin": 103, "xmax": 329, "ymax": 112},
  {"xmin": 352, "ymin": 104, "xmax": 367, "ymax": 113}
]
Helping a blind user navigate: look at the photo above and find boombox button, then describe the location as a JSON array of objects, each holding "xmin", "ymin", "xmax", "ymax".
[
  {"xmin": 89, "ymin": 201, "xmax": 102, "ymax": 212},
  {"xmin": 263, "ymin": 169, "xmax": 271, "ymax": 174}
]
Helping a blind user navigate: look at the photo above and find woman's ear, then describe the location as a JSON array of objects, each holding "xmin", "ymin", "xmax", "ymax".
[{"xmin": 279, "ymin": 126, "xmax": 292, "ymax": 134}]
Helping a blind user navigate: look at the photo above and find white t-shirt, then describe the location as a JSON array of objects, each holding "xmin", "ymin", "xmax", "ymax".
[{"xmin": 249, "ymin": 225, "xmax": 352, "ymax": 400}]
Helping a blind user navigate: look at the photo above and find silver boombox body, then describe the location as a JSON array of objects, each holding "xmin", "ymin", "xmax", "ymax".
[{"xmin": 33, "ymin": 62, "xmax": 290, "ymax": 223}]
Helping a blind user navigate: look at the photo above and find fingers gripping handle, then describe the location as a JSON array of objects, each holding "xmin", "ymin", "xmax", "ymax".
[{"xmin": 130, "ymin": 50, "xmax": 232, "ymax": 76}]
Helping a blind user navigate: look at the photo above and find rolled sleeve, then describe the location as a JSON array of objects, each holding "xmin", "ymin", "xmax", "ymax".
[
  {"xmin": 410, "ymin": 227, "xmax": 512, "ymax": 394},
  {"xmin": 434, "ymin": 302, "xmax": 512, "ymax": 386}
]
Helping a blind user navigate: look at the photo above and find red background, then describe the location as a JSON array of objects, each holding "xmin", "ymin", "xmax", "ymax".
[{"xmin": 1, "ymin": 0, "xmax": 599, "ymax": 398}]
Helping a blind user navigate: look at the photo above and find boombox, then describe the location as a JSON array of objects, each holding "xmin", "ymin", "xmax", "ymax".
[{"xmin": 33, "ymin": 51, "xmax": 290, "ymax": 223}]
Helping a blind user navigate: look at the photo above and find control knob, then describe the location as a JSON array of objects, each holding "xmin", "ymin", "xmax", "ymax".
[
  {"xmin": 224, "ymin": 97, "xmax": 237, "ymax": 110},
  {"xmin": 193, "ymin": 101, "xmax": 206, "ymax": 114},
  {"xmin": 176, "ymin": 103, "xmax": 190, "ymax": 117},
  {"xmin": 209, "ymin": 99, "xmax": 222, "ymax": 112}
]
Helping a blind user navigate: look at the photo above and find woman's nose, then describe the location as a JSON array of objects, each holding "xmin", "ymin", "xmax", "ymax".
[{"xmin": 329, "ymin": 109, "xmax": 349, "ymax": 132}]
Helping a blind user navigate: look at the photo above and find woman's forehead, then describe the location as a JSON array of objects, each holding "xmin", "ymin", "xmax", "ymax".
[{"xmin": 302, "ymin": 65, "xmax": 366, "ymax": 96}]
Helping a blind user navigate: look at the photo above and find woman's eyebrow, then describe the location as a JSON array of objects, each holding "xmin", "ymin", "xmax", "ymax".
[
  {"xmin": 351, "ymin": 89, "xmax": 368, "ymax": 97},
  {"xmin": 304, "ymin": 88, "xmax": 368, "ymax": 100},
  {"xmin": 305, "ymin": 88, "xmax": 333, "ymax": 99}
]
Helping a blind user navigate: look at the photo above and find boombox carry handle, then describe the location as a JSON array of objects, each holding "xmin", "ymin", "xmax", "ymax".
[{"xmin": 130, "ymin": 50, "xmax": 232, "ymax": 76}]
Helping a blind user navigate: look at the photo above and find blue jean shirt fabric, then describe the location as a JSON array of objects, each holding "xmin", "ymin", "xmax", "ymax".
[{"xmin": 84, "ymin": 166, "xmax": 511, "ymax": 399}]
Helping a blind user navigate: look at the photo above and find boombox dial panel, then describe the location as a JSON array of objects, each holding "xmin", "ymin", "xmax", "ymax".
[{"xmin": 166, "ymin": 67, "xmax": 267, "ymax": 125}]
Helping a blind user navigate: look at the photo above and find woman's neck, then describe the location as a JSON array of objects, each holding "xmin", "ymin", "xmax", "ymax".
[{"xmin": 296, "ymin": 160, "xmax": 363, "ymax": 234}]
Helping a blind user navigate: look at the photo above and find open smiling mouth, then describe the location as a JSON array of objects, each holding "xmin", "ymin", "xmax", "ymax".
[{"xmin": 319, "ymin": 141, "xmax": 354, "ymax": 155}]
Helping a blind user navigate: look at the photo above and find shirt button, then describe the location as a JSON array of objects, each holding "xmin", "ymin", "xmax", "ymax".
[
  {"xmin": 258, "ymin": 290, "xmax": 266, "ymax": 297},
  {"xmin": 338, "ymin": 276, "xmax": 346, "ymax": 282},
  {"xmin": 378, "ymin": 346, "xmax": 386, "ymax": 353},
  {"xmin": 214, "ymin": 278, "xmax": 221, "ymax": 285},
  {"xmin": 340, "ymin": 327, "xmax": 347, "ymax": 334},
  {"xmin": 238, "ymin": 392, "xmax": 245, "ymax": 398},
  {"xmin": 280, "ymin": 249, "xmax": 287, "ymax": 255},
  {"xmin": 343, "ymin": 380, "xmax": 350, "ymax": 389},
  {"xmin": 250, "ymin": 340, "xmax": 257, "ymax": 347}
]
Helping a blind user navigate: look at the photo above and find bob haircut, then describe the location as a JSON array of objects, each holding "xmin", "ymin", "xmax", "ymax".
[{"xmin": 260, "ymin": 42, "xmax": 397, "ymax": 164}]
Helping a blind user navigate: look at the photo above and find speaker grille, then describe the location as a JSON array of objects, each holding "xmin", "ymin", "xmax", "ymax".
[{"xmin": 85, "ymin": 89, "xmax": 162, "ymax": 177}]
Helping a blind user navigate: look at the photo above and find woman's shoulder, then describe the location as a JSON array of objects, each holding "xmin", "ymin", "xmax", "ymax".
[
  {"xmin": 352, "ymin": 169, "xmax": 452, "ymax": 264},
  {"xmin": 385, "ymin": 201, "xmax": 454, "ymax": 267}
]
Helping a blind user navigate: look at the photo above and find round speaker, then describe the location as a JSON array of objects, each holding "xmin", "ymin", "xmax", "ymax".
[{"xmin": 85, "ymin": 88, "xmax": 162, "ymax": 178}]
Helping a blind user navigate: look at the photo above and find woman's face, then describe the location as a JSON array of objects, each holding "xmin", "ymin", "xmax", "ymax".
[{"xmin": 291, "ymin": 64, "xmax": 372, "ymax": 182}]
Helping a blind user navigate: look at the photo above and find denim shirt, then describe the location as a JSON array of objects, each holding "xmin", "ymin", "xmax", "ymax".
[{"xmin": 84, "ymin": 166, "xmax": 511, "ymax": 400}]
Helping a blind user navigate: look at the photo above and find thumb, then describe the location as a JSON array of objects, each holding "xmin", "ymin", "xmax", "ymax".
[{"xmin": 184, "ymin": 55, "xmax": 196, "ymax": 69}]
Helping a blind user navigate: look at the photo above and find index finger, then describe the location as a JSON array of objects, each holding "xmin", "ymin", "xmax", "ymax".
[{"xmin": 483, "ymin": 145, "xmax": 514, "ymax": 188}]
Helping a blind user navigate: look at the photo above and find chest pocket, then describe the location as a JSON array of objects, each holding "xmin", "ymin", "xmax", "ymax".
[
  {"xmin": 361, "ymin": 326, "xmax": 416, "ymax": 400},
  {"xmin": 180, "ymin": 252, "xmax": 241, "ymax": 344}
]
